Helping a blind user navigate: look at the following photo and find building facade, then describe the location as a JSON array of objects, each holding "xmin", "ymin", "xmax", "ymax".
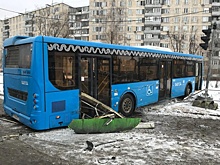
[
  {"xmin": 69, "ymin": 6, "xmax": 90, "ymax": 41},
  {"xmin": 211, "ymin": 0, "xmax": 220, "ymax": 79},
  {"xmin": 89, "ymin": 0, "xmax": 145, "ymax": 46},
  {"xmin": 0, "ymin": 0, "xmax": 220, "ymax": 78}
]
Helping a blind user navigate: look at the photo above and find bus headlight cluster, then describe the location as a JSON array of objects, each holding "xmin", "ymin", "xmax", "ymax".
[{"xmin": 33, "ymin": 93, "xmax": 39, "ymax": 110}]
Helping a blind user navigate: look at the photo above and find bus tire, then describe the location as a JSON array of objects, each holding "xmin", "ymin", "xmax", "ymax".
[
  {"xmin": 185, "ymin": 84, "xmax": 192, "ymax": 97},
  {"xmin": 119, "ymin": 93, "xmax": 135, "ymax": 117}
]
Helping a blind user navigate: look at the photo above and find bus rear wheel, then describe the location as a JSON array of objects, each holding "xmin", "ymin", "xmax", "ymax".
[
  {"xmin": 119, "ymin": 94, "xmax": 135, "ymax": 117},
  {"xmin": 185, "ymin": 84, "xmax": 192, "ymax": 97}
]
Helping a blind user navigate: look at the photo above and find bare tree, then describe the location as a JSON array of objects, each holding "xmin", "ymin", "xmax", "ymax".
[
  {"xmin": 167, "ymin": 26, "xmax": 202, "ymax": 54},
  {"xmin": 33, "ymin": 6, "xmax": 70, "ymax": 38},
  {"xmin": 188, "ymin": 28, "xmax": 202, "ymax": 55},
  {"xmin": 167, "ymin": 30, "xmax": 185, "ymax": 53}
]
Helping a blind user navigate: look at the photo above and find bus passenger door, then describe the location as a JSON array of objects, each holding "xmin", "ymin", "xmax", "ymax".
[
  {"xmin": 159, "ymin": 60, "xmax": 172, "ymax": 99},
  {"xmin": 195, "ymin": 62, "xmax": 202, "ymax": 90},
  {"xmin": 80, "ymin": 56, "xmax": 111, "ymax": 108}
]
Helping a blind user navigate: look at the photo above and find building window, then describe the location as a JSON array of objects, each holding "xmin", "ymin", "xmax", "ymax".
[
  {"xmin": 145, "ymin": 34, "xmax": 152, "ymax": 38},
  {"xmin": 182, "ymin": 17, "xmax": 188, "ymax": 23},
  {"xmin": 160, "ymin": 43, "xmax": 169, "ymax": 48},
  {"xmin": 162, "ymin": 26, "xmax": 169, "ymax": 31},
  {"xmin": 192, "ymin": 8, "xmax": 198, "ymax": 13},
  {"xmin": 174, "ymin": 17, "xmax": 179, "ymax": 23},
  {"xmin": 203, "ymin": 8, "xmax": 209, "ymax": 13},
  {"xmin": 174, "ymin": 26, "xmax": 179, "ymax": 31},
  {"xmin": 128, "ymin": 9, "xmax": 132, "ymax": 15},
  {"xmin": 176, "ymin": 0, "xmax": 180, "ymax": 5},
  {"xmin": 193, "ymin": 0, "xmax": 198, "ymax": 4},
  {"xmin": 136, "ymin": 18, "xmax": 143, "ymax": 23},
  {"xmin": 183, "ymin": 26, "xmax": 188, "ymax": 31},
  {"xmin": 162, "ymin": 17, "xmax": 169, "ymax": 23},
  {"xmin": 136, "ymin": 26, "xmax": 143, "ymax": 31},
  {"xmin": 163, "ymin": 0, "xmax": 170, "ymax": 5},
  {"xmin": 184, "ymin": 0, "xmax": 188, "ymax": 4},
  {"xmin": 135, "ymin": 34, "xmax": 142, "ymax": 40},
  {"xmin": 175, "ymin": 8, "xmax": 180, "ymax": 14},
  {"xmin": 161, "ymin": 9, "xmax": 170, "ymax": 14},
  {"xmin": 136, "ymin": 9, "xmax": 143, "ymax": 14},
  {"xmin": 202, "ymin": 17, "xmax": 209, "ymax": 22},
  {"xmin": 183, "ymin": 8, "xmax": 188, "ymax": 13},
  {"xmin": 191, "ymin": 17, "xmax": 198, "ymax": 23},
  {"xmin": 202, "ymin": 25, "xmax": 209, "ymax": 30},
  {"xmin": 202, "ymin": 0, "xmax": 210, "ymax": 4}
]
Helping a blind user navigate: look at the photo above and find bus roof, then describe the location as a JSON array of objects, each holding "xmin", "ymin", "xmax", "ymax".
[{"xmin": 4, "ymin": 35, "xmax": 203, "ymax": 61}]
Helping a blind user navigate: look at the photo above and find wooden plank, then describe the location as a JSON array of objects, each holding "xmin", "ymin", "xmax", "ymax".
[
  {"xmin": 135, "ymin": 121, "xmax": 155, "ymax": 129},
  {"xmin": 81, "ymin": 92, "xmax": 124, "ymax": 118}
]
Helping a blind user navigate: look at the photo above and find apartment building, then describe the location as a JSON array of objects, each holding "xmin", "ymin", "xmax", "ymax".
[
  {"xmin": 160, "ymin": 0, "xmax": 211, "ymax": 53},
  {"xmin": 144, "ymin": 0, "xmax": 161, "ymax": 47},
  {"xmin": 69, "ymin": 6, "xmax": 90, "ymax": 41},
  {"xmin": 89, "ymin": 0, "xmax": 145, "ymax": 46},
  {"xmin": 24, "ymin": 3, "xmax": 74, "ymax": 37},
  {"xmin": 0, "ymin": 3, "xmax": 90, "ymax": 41}
]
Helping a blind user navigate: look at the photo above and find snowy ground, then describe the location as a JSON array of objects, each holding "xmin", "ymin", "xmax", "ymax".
[
  {"xmin": 1, "ymin": 72, "xmax": 220, "ymax": 164},
  {"xmin": 18, "ymin": 81, "xmax": 220, "ymax": 164}
]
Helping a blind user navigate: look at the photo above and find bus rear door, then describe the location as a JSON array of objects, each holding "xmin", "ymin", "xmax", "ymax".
[
  {"xmin": 80, "ymin": 55, "xmax": 111, "ymax": 115},
  {"xmin": 195, "ymin": 62, "xmax": 203, "ymax": 90}
]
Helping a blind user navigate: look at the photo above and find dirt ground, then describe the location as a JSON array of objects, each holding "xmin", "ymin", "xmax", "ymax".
[
  {"xmin": 1, "ymin": 99, "xmax": 220, "ymax": 164},
  {"xmin": 0, "ymin": 99, "xmax": 69, "ymax": 165}
]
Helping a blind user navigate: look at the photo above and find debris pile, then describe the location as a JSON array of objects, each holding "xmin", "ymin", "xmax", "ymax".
[{"xmin": 192, "ymin": 93, "xmax": 218, "ymax": 110}]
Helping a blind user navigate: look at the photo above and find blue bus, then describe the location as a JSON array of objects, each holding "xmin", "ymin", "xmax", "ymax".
[{"xmin": 3, "ymin": 36, "xmax": 203, "ymax": 130}]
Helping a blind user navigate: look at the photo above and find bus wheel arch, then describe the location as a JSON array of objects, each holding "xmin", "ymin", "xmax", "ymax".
[
  {"xmin": 119, "ymin": 92, "xmax": 136, "ymax": 117},
  {"xmin": 185, "ymin": 82, "xmax": 192, "ymax": 97}
]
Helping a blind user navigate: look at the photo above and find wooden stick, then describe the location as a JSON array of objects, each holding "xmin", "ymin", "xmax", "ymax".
[{"xmin": 0, "ymin": 118, "xmax": 18, "ymax": 124}]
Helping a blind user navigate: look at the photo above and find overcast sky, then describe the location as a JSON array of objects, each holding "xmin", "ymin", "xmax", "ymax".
[{"xmin": 0, "ymin": 0, "xmax": 89, "ymax": 20}]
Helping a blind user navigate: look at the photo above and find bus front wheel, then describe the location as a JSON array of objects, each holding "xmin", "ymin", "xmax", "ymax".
[{"xmin": 119, "ymin": 94, "xmax": 135, "ymax": 117}]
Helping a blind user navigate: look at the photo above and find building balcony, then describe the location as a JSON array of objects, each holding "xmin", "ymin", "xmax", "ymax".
[
  {"xmin": 3, "ymin": 32, "xmax": 9, "ymax": 38},
  {"xmin": 3, "ymin": 28, "xmax": 9, "ymax": 32},
  {"xmin": 144, "ymin": 38, "xmax": 160, "ymax": 42},
  {"xmin": 24, "ymin": 16, "xmax": 33, "ymax": 21},
  {"xmin": 81, "ymin": 18, "xmax": 89, "ymax": 21},
  {"xmin": 144, "ymin": 29, "xmax": 160, "ymax": 34},
  {"xmin": 81, "ymin": 26, "xmax": 89, "ymax": 29},
  {"xmin": 25, "ymin": 30, "xmax": 33, "ymax": 33},
  {"xmin": 25, "ymin": 24, "xmax": 32, "ymax": 27},
  {"xmin": 212, "ymin": 2, "xmax": 220, "ymax": 7},
  {"xmin": 24, "ymin": 32, "xmax": 34, "ymax": 36},
  {"xmin": 212, "ymin": 11, "xmax": 220, "ymax": 16},
  {"xmin": 145, "ymin": 4, "xmax": 161, "ymax": 8},
  {"xmin": 145, "ymin": 12, "xmax": 161, "ymax": 16},
  {"xmin": 3, "ymin": 19, "xmax": 9, "ymax": 25},
  {"xmin": 144, "ymin": 21, "xmax": 161, "ymax": 25}
]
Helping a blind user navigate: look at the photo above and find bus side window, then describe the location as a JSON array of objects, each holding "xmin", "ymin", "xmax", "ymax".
[
  {"xmin": 19, "ymin": 44, "xmax": 32, "ymax": 69},
  {"xmin": 48, "ymin": 50, "xmax": 76, "ymax": 90},
  {"xmin": 173, "ymin": 60, "xmax": 185, "ymax": 78}
]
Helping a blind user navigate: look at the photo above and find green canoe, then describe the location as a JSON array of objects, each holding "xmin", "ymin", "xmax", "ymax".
[{"xmin": 68, "ymin": 118, "xmax": 141, "ymax": 134}]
